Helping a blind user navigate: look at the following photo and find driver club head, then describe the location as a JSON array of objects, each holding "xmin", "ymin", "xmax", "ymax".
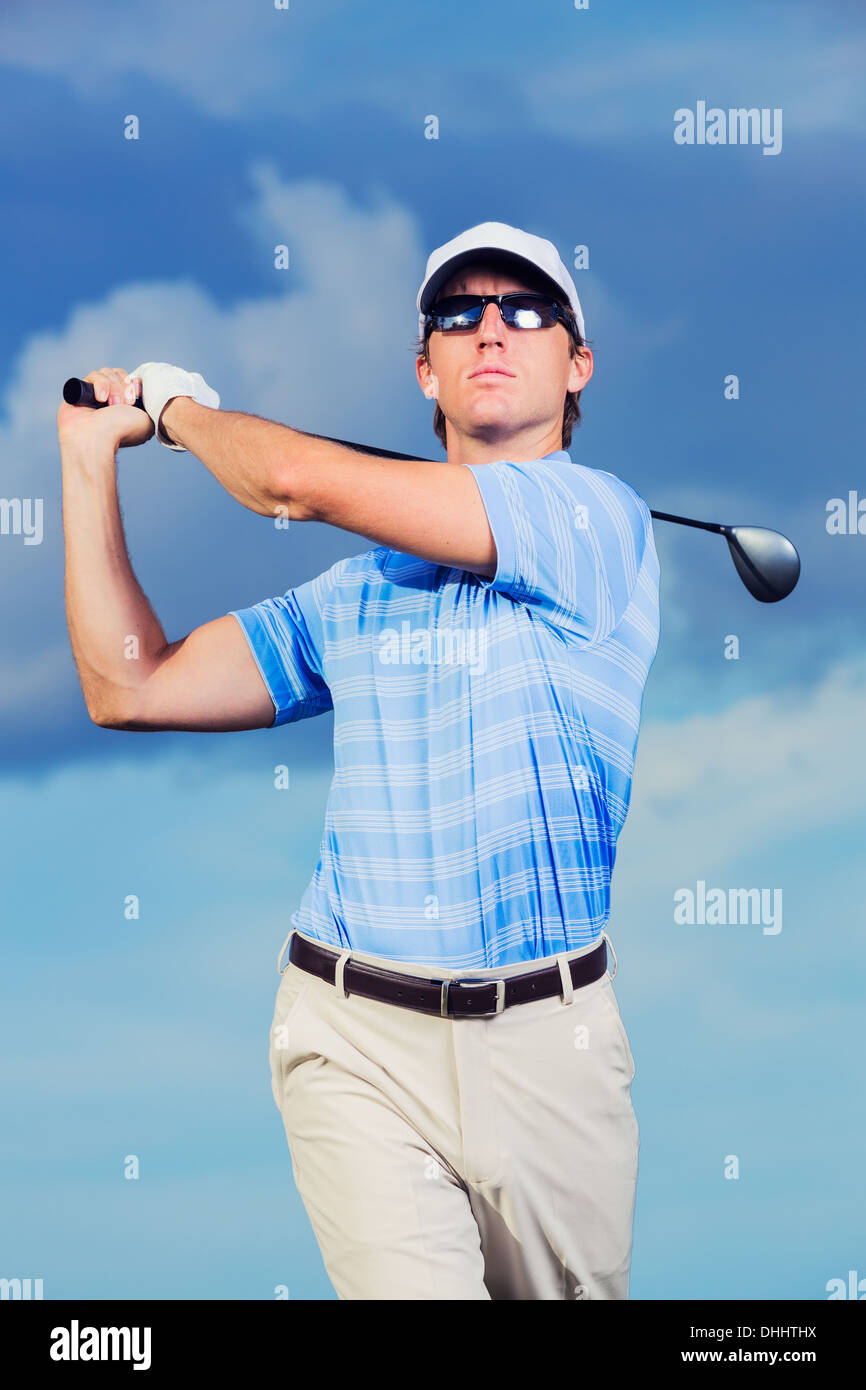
[{"xmin": 723, "ymin": 526, "xmax": 801, "ymax": 603}]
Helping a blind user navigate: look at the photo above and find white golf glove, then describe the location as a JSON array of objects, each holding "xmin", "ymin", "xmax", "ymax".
[{"xmin": 128, "ymin": 362, "xmax": 220, "ymax": 451}]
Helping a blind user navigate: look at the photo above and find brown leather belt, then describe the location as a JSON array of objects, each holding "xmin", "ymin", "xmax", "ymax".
[{"xmin": 288, "ymin": 932, "xmax": 608, "ymax": 1018}]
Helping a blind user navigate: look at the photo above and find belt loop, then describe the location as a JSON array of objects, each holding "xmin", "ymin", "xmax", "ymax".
[
  {"xmin": 602, "ymin": 931, "xmax": 617, "ymax": 981},
  {"xmin": 556, "ymin": 953, "xmax": 574, "ymax": 1004},
  {"xmin": 333, "ymin": 949, "xmax": 352, "ymax": 999},
  {"xmin": 277, "ymin": 927, "xmax": 295, "ymax": 976}
]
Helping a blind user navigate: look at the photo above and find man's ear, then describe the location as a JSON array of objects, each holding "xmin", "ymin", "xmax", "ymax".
[
  {"xmin": 416, "ymin": 354, "xmax": 439, "ymax": 400},
  {"xmin": 567, "ymin": 345, "xmax": 593, "ymax": 393}
]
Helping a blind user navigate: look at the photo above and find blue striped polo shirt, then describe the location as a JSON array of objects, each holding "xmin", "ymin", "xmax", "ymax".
[{"xmin": 229, "ymin": 449, "xmax": 660, "ymax": 969}]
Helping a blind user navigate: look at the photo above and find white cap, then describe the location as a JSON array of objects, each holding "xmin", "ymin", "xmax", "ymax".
[{"xmin": 417, "ymin": 220, "xmax": 585, "ymax": 341}]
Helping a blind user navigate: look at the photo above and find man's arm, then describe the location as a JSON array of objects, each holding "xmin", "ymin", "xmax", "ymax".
[
  {"xmin": 161, "ymin": 396, "xmax": 498, "ymax": 577},
  {"xmin": 61, "ymin": 434, "xmax": 275, "ymax": 730}
]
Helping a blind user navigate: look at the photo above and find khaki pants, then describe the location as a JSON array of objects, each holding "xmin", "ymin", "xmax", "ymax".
[{"xmin": 269, "ymin": 928, "xmax": 639, "ymax": 1300}]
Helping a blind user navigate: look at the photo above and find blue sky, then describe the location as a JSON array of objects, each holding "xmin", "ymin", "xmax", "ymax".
[{"xmin": 1, "ymin": 0, "xmax": 864, "ymax": 1300}]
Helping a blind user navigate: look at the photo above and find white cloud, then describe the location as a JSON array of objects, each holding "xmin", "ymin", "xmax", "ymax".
[
  {"xmin": 523, "ymin": 26, "xmax": 866, "ymax": 140},
  {"xmin": 3, "ymin": 0, "xmax": 862, "ymax": 137},
  {"xmin": 607, "ymin": 651, "xmax": 866, "ymax": 1008},
  {"xmin": 578, "ymin": 643, "xmax": 866, "ymax": 1099},
  {"xmin": 1, "ymin": 168, "xmax": 424, "ymax": 458},
  {"xmin": 624, "ymin": 653, "xmax": 866, "ymax": 871},
  {"xmin": 0, "ymin": 0, "xmax": 347, "ymax": 119}
]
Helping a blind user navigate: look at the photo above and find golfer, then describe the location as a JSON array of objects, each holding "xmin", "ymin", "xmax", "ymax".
[{"xmin": 58, "ymin": 221, "xmax": 660, "ymax": 1300}]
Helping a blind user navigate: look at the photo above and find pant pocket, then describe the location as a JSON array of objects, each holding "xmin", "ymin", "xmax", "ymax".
[
  {"xmin": 269, "ymin": 963, "xmax": 314, "ymax": 1108},
  {"xmin": 600, "ymin": 979, "xmax": 636, "ymax": 1080}
]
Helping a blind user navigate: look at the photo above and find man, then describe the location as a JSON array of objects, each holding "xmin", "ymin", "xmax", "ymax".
[{"xmin": 58, "ymin": 221, "xmax": 660, "ymax": 1301}]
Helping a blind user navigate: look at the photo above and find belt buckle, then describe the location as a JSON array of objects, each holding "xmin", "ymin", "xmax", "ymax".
[{"xmin": 440, "ymin": 977, "xmax": 506, "ymax": 1017}]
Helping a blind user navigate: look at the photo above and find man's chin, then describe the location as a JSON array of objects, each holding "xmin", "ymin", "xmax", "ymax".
[{"xmin": 460, "ymin": 405, "xmax": 515, "ymax": 437}]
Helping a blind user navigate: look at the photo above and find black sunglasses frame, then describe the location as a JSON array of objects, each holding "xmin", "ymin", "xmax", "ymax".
[{"xmin": 424, "ymin": 292, "xmax": 576, "ymax": 340}]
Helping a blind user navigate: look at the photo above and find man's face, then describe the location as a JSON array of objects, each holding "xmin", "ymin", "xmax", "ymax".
[{"xmin": 416, "ymin": 262, "xmax": 592, "ymax": 449}]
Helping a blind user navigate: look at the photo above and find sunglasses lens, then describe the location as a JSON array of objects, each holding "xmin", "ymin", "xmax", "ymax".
[
  {"xmin": 501, "ymin": 295, "xmax": 557, "ymax": 328},
  {"xmin": 430, "ymin": 296, "xmax": 483, "ymax": 330}
]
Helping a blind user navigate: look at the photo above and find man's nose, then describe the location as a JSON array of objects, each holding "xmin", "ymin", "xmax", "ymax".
[{"xmin": 477, "ymin": 301, "xmax": 506, "ymax": 340}]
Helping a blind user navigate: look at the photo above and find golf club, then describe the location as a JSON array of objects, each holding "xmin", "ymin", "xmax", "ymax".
[{"xmin": 61, "ymin": 378, "xmax": 801, "ymax": 602}]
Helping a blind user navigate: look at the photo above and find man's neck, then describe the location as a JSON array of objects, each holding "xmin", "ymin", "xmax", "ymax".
[{"xmin": 444, "ymin": 427, "xmax": 565, "ymax": 467}]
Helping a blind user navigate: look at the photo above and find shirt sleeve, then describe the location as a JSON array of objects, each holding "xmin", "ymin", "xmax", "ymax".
[
  {"xmin": 463, "ymin": 456, "xmax": 653, "ymax": 644},
  {"xmin": 228, "ymin": 574, "xmax": 333, "ymax": 727}
]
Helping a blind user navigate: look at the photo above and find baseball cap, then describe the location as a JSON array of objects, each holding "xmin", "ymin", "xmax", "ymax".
[{"xmin": 417, "ymin": 220, "xmax": 586, "ymax": 341}]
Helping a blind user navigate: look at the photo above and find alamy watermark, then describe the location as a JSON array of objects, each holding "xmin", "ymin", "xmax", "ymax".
[
  {"xmin": 377, "ymin": 622, "xmax": 487, "ymax": 674},
  {"xmin": 674, "ymin": 879, "xmax": 782, "ymax": 935},
  {"xmin": 50, "ymin": 1321, "xmax": 151, "ymax": 1371},
  {"xmin": 674, "ymin": 102, "xmax": 782, "ymax": 156},
  {"xmin": 1, "ymin": 1277, "xmax": 43, "ymax": 1299},
  {"xmin": 0, "ymin": 497, "xmax": 43, "ymax": 544},
  {"xmin": 826, "ymin": 491, "xmax": 866, "ymax": 534}
]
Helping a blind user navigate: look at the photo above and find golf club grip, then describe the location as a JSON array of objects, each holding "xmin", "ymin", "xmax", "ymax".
[{"xmin": 62, "ymin": 377, "xmax": 147, "ymax": 411}]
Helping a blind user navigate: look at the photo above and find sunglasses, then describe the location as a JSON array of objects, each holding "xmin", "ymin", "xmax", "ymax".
[{"xmin": 424, "ymin": 293, "xmax": 574, "ymax": 338}]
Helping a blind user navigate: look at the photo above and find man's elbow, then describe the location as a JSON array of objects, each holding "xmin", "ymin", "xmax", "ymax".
[
  {"xmin": 90, "ymin": 710, "xmax": 124, "ymax": 730},
  {"xmin": 88, "ymin": 697, "xmax": 133, "ymax": 729},
  {"xmin": 268, "ymin": 463, "xmax": 314, "ymax": 522}
]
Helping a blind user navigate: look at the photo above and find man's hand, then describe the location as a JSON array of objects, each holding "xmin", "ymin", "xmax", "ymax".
[
  {"xmin": 56, "ymin": 367, "xmax": 154, "ymax": 451},
  {"xmin": 129, "ymin": 361, "xmax": 220, "ymax": 450}
]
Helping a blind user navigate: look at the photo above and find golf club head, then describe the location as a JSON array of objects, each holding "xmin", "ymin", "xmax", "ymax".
[{"xmin": 723, "ymin": 526, "xmax": 801, "ymax": 603}]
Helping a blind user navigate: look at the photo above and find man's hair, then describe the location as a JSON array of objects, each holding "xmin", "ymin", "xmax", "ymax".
[{"xmin": 412, "ymin": 255, "xmax": 592, "ymax": 451}]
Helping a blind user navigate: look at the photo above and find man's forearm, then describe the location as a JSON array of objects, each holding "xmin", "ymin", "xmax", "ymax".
[
  {"xmin": 160, "ymin": 396, "xmax": 344, "ymax": 519},
  {"xmin": 61, "ymin": 442, "xmax": 170, "ymax": 725}
]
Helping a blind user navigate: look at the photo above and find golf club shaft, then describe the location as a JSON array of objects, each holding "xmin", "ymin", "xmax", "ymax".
[
  {"xmin": 60, "ymin": 382, "xmax": 719, "ymax": 531},
  {"xmin": 644, "ymin": 509, "xmax": 725, "ymax": 534}
]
